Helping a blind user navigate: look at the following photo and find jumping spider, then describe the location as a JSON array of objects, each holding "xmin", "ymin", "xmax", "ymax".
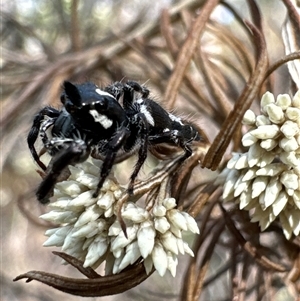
[{"xmin": 27, "ymin": 80, "xmax": 202, "ymax": 203}]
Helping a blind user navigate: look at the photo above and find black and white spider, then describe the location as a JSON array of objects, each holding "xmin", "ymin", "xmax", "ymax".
[{"xmin": 27, "ymin": 80, "xmax": 202, "ymax": 203}]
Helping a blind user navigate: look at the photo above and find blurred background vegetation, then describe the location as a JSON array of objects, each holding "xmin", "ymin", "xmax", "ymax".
[{"xmin": 1, "ymin": 0, "xmax": 299, "ymax": 300}]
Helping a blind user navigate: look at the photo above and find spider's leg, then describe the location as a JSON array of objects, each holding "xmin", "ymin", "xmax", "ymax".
[
  {"xmin": 104, "ymin": 82, "xmax": 124, "ymax": 100},
  {"xmin": 40, "ymin": 118, "xmax": 56, "ymax": 150},
  {"xmin": 93, "ymin": 127, "xmax": 130, "ymax": 198},
  {"xmin": 27, "ymin": 107, "xmax": 60, "ymax": 170},
  {"xmin": 149, "ymin": 129, "xmax": 193, "ymax": 161},
  {"xmin": 122, "ymin": 83, "xmax": 135, "ymax": 109},
  {"xmin": 127, "ymin": 114, "xmax": 149, "ymax": 194},
  {"xmin": 36, "ymin": 139, "xmax": 89, "ymax": 204},
  {"xmin": 122, "ymin": 82, "xmax": 150, "ymax": 110},
  {"xmin": 126, "ymin": 81, "xmax": 149, "ymax": 98}
]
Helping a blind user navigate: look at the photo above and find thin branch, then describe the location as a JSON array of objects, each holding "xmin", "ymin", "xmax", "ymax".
[
  {"xmin": 164, "ymin": 0, "xmax": 220, "ymax": 109},
  {"xmin": 70, "ymin": 0, "xmax": 81, "ymax": 52},
  {"xmin": 202, "ymin": 21, "xmax": 268, "ymax": 170},
  {"xmin": 219, "ymin": 203, "xmax": 287, "ymax": 273}
]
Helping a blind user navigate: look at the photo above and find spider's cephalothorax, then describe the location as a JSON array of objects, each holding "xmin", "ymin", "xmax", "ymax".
[{"xmin": 28, "ymin": 80, "xmax": 202, "ymax": 203}]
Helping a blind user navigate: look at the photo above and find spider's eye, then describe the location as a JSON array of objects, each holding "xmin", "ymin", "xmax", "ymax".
[
  {"xmin": 94, "ymin": 100, "xmax": 107, "ymax": 112},
  {"xmin": 65, "ymin": 102, "xmax": 77, "ymax": 114}
]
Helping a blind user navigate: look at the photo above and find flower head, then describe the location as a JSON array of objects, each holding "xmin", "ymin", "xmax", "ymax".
[
  {"xmin": 40, "ymin": 158, "xmax": 199, "ymax": 277},
  {"xmin": 221, "ymin": 90, "xmax": 300, "ymax": 239}
]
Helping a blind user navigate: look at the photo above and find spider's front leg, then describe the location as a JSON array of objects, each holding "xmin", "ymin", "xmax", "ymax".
[
  {"xmin": 118, "ymin": 82, "xmax": 151, "ymax": 194},
  {"xmin": 27, "ymin": 106, "xmax": 60, "ymax": 171},
  {"xmin": 125, "ymin": 81, "xmax": 149, "ymax": 98},
  {"xmin": 93, "ymin": 126, "xmax": 130, "ymax": 198},
  {"xmin": 104, "ymin": 82, "xmax": 125, "ymax": 101},
  {"xmin": 126, "ymin": 114, "xmax": 149, "ymax": 194},
  {"xmin": 36, "ymin": 138, "xmax": 90, "ymax": 204}
]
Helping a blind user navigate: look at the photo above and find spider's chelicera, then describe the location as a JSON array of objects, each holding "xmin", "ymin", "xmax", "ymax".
[{"xmin": 28, "ymin": 80, "xmax": 202, "ymax": 203}]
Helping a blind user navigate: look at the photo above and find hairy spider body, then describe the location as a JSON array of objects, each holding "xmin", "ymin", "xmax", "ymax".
[{"xmin": 28, "ymin": 80, "xmax": 201, "ymax": 204}]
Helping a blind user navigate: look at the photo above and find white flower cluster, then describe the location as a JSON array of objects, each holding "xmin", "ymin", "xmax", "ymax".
[
  {"xmin": 109, "ymin": 197, "xmax": 199, "ymax": 277},
  {"xmin": 40, "ymin": 158, "xmax": 199, "ymax": 277},
  {"xmin": 221, "ymin": 90, "xmax": 300, "ymax": 239}
]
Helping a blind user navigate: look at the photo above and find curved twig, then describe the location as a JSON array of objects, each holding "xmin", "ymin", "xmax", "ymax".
[{"xmin": 14, "ymin": 252, "xmax": 153, "ymax": 297}]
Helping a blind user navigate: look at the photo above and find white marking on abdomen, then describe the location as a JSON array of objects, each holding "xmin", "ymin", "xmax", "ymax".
[
  {"xmin": 140, "ymin": 104, "xmax": 155, "ymax": 126},
  {"xmin": 89, "ymin": 110, "xmax": 113, "ymax": 129},
  {"xmin": 169, "ymin": 113, "xmax": 183, "ymax": 125}
]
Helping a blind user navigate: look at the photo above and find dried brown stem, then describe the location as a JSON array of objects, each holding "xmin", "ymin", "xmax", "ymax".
[
  {"xmin": 202, "ymin": 21, "xmax": 268, "ymax": 170},
  {"xmin": 187, "ymin": 183, "xmax": 219, "ymax": 218},
  {"xmin": 164, "ymin": 0, "xmax": 220, "ymax": 109},
  {"xmin": 196, "ymin": 49, "xmax": 231, "ymax": 119},
  {"xmin": 282, "ymin": 0, "xmax": 300, "ymax": 41},
  {"xmin": 219, "ymin": 204, "xmax": 287, "ymax": 273},
  {"xmin": 70, "ymin": 0, "xmax": 81, "ymax": 52},
  {"xmin": 193, "ymin": 219, "xmax": 226, "ymax": 301},
  {"xmin": 14, "ymin": 258, "xmax": 152, "ymax": 297},
  {"xmin": 53, "ymin": 252, "xmax": 101, "ymax": 279},
  {"xmin": 264, "ymin": 51, "xmax": 300, "ymax": 81}
]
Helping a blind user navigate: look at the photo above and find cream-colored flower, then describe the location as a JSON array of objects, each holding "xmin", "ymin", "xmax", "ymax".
[
  {"xmin": 40, "ymin": 158, "xmax": 199, "ymax": 277},
  {"xmin": 221, "ymin": 90, "xmax": 300, "ymax": 239}
]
